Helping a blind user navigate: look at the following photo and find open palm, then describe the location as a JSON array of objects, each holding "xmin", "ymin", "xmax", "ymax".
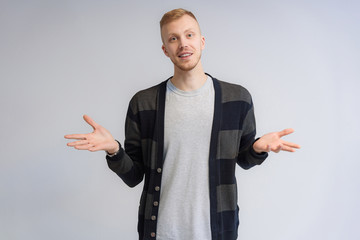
[
  {"xmin": 64, "ymin": 115, "xmax": 119, "ymax": 154},
  {"xmin": 253, "ymin": 128, "xmax": 300, "ymax": 153}
]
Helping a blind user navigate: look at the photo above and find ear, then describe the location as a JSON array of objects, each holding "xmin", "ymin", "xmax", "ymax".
[
  {"xmin": 201, "ymin": 36, "xmax": 205, "ymax": 50},
  {"xmin": 162, "ymin": 45, "xmax": 169, "ymax": 57}
]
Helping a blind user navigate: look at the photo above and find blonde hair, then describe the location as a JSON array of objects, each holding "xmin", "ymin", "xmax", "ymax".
[{"xmin": 160, "ymin": 8, "xmax": 198, "ymax": 29}]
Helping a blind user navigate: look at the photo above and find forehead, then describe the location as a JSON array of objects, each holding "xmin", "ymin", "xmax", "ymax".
[{"xmin": 161, "ymin": 15, "xmax": 201, "ymax": 36}]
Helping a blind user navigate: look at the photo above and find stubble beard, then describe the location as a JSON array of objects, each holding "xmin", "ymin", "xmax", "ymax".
[{"xmin": 172, "ymin": 52, "xmax": 202, "ymax": 72}]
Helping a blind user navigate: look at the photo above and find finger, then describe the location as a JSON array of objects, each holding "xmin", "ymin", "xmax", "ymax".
[
  {"xmin": 89, "ymin": 142, "xmax": 108, "ymax": 152},
  {"xmin": 278, "ymin": 128, "xmax": 294, "ymax": 137},
  {"xmin": 89, "ymin": 146, "xmax": 102, "ymax": 152},
  {"xmin": 75, "ymin": 144, "xmax": 95, "ymax": 150},
  {"xmin": 280, "ymin": 145, "xmax": 296, "ymax": 152},
  {"xmin": 67, "ymin": 140, "xmax": 89, "ymax": 147},
  {"xmin": 281, "ymin": 140, "xmax": 301, "ymax": 149},
  {"xmin": 83, "ymin": 114, "xmax": 99, "ymax": 130},
  {"xmin": 64, "ymin": 134, "xmax": 87, "ymax": 140}
]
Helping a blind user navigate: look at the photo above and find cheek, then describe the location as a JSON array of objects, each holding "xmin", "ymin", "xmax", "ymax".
[
  {"xmin": 162, "ymin": 45, "xmax": 173, "ymax": 57},
  {"xmin": 195, "ymin": 38, "xmax": 205, "ymax": 51},
  {"xmin": 168, "ymin": 46, "xmax": 178, "ymax": 57}
]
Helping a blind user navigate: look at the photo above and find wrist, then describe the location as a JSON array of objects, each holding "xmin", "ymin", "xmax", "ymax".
[
  {"xmin": 252, "ymin": 145, "xmax": 262, "ymax": 154},
  {"xmin": 252, "ymin": 138, "xmax": 265, "ymax": 154},
  {"xmin": 107, "ymin": 140, "xmax": 120, "ymax": 156}
]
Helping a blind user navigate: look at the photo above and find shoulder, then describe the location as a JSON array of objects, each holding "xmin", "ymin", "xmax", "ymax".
[
  {"xmin": 213, "ymin": 77, "xmax": 253, "ymax": 105},
  {"xmin": 132, "ymin": 83, "xmax": 161, "ymax": 103},
  {"xmin": 128, "ymin": 80, "xmax": 167, "ymax": 113}
]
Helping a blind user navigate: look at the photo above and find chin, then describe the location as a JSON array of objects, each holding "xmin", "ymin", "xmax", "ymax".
[
  {"xmin": 178, "ymin": 64, "xmax": 197, "ymax": 72},
  {"xmin": 174, "ymin": 60, "xmax": 200, "ymax": 72},
  {"xmin": 170, "ymin": 53, "xmax": 202, "ymax": 72}
]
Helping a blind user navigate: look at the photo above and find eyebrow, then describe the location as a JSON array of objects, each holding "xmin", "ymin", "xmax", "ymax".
[{"xmin": 167, "ymin": 28, "xmax": 196, "ymax": 36}]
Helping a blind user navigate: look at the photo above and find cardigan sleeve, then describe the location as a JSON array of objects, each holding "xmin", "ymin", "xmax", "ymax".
[
  {"xmin": 106, "ymin": 96, "xmax": 145, "ymax": 187},
  {"xmin": 237, "ymin": 98, "xmax": 268, "ymax": 170}
]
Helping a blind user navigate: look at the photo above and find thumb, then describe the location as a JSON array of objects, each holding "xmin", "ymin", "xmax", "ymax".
[{"xmin": 83, "ymin": 114, "xmax": 99, "ymax": 130}]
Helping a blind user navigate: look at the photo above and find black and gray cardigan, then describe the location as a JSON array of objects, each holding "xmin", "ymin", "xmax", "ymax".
[{"xmin": 107, "ymin": 73, "xmax": 268, "ymax": 240}]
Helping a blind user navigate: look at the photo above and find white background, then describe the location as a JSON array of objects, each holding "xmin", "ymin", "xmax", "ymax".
[{"xmin": 1, "ymin": 0, "xmax": 359, "ymax": 239}]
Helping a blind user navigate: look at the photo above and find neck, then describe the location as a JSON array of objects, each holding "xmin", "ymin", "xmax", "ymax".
[{"xmin": 171, "ymin": 62, "xmax": 207, "ymax": 91}]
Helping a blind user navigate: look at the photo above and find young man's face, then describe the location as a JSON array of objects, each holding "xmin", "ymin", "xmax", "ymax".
[{"xmin": 161, "ymin": 15, "xmax": 205, "ymax": 72}]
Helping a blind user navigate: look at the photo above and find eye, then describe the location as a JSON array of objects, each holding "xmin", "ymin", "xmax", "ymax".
[
  {"xmin": 187, "ymin": 33, "xmax": 193, "ymax": 37},
  {"xmin": 170, "ymin": 36, "xmax": 177, "ymax": 41}
]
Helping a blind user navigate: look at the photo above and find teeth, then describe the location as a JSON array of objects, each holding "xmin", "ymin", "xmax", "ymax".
[{"xmin": 180, "ymin": 53, "xmax": 191, "ymax": 57}]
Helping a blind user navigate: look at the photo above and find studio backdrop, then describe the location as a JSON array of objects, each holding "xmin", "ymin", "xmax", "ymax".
[{"xmin": 0, "ymin": 0, "xmax": 359, "ymax": 239}]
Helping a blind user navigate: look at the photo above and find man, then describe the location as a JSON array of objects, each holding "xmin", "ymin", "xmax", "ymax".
[{"xmin": 65, "ymin": 8, "xmax": 300, "ymax": 240}]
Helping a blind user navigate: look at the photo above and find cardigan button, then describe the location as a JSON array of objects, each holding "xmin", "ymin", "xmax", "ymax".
[
  {"xmin": 153, "ymin": 201, "xmax": 159, "ymax": 207},
  {"xmin": 150, "ymin": 232, "xmax": 156, "ymax": 237},
  {"xmin": 155, "ymin": 186, "xmax": 160, "ymax": 192},
  {"xmin": 157, "ymin": 168, "xmax": 162, "ymax": 173},
  {"xmin": 151, "ymin": 215, "xmax": 157, "ymax": 221}
]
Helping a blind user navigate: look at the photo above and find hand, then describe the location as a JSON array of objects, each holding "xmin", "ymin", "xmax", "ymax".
[
  {"xmin": 253, "ymin": 128, "xmax": 300, "ymax": 153},
  {"xmin": 64, "ymin": 115, "xmax": 119, "ymax": 154}
]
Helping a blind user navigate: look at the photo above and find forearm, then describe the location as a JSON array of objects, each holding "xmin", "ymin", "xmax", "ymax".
[{"xmin": 106, "ymin": 144, "xmax": 144, "ymax": 187}]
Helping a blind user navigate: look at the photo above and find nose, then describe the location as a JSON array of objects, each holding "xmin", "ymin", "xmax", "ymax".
[{"xmin": 178, "ymin": 36, "xmax": 188, "ymax": 49}]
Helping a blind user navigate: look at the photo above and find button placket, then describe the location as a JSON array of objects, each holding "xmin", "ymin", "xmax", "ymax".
[{"xmin": 149, "ymin": 164, "xmax": 163, "ymax": 238}]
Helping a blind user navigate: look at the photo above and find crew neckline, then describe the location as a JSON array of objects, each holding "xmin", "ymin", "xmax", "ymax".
[{"xmin": 167, "ymin": 76, "xmax": 211, "ymax": 97}]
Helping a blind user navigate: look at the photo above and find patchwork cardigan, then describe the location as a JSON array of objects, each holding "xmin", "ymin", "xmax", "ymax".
[{"xmin": 107, "ymin": 73, "xmax": 268, "ymax": 240}]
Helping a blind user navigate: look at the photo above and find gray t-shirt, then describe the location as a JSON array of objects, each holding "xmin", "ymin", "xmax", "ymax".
[{"xmin": 156, "ymin": 76, "xmax": 214, "ymax": 240}]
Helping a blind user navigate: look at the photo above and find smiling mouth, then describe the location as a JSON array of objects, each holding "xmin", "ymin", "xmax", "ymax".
[{"xmin": 178, "ymin": 53, "xmax": 193, "ymax": 59}]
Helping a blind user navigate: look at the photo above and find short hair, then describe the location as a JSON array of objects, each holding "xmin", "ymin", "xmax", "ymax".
[{"xmin": 160, "ymin": 8, "xmax": 198, "ymax": 30}]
